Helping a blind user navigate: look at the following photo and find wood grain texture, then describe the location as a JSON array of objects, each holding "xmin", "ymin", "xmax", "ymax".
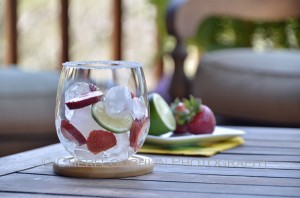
[
  {"xmin": 0, "ymin": 144, "xmax": 67, "ymax": 176},
  {"xmin": 19, "ymin": 166, "xmax": 300, "ymax": 187},
  {"xmin": 0, "ymin": 189, "xmax": 279, "ymax": 198},
  {"xmin": 146, "ymin": 152, "xmax": 300, "ymax": 162},
  {"xmin": 1, "ymin": 126, "xmax": 300, "ymax": 197},
  {"xmin": 221, "ymin": 146, "xmax": 300, "ymax": 156},
  {"xmin": 0, "ymin": 192, "xmax": 79, "ymax": 198},
  {"xmin": 0, "ymin": 173, "xmax": 299, "ymax": 197},
  {"xmin": 59, "ymin": 0, "xmax": 69, "ymax": 66},
  {"xmin": 112, "ymin": 0, "xmax": 122, "ymax": 60},
  {"xmin": 5, "ymin": 0, "xmax": 18, "ymax": 64}
]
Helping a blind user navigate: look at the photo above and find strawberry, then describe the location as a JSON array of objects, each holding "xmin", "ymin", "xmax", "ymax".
[
  {"xmin": 60, "ymin": 119, "xmax": 86, "ymax": 146},
  {"xmin": 87, "ymin": 130, "xmax": 117, "ymax": 154},
  {"xmin": 130, "ymin": 117, "xmax": 149, "ymax": 151},
  {"xmin": 174, "ymin": 124, "xmax": 187, "ymax": 134},
  {"xmin": 186, "ymin": 105, "xmax": 216, "ymax": 134},
  {"xmin": 171, "ymin": 96, "xmax": 200, "ymax": 134},
  {"xmin": 65, "ymin": 91, "xmax": 103, "ymax": 110}
]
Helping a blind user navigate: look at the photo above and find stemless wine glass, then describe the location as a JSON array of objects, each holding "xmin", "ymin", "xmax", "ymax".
[{"xmin": 55, "ymin": 61, "xmax": 149, "ymax": 163}]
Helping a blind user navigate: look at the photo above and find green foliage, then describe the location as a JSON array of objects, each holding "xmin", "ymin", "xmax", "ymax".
[
  {"xmin": 149, "ymin": 1, "xmax": 300, "ymax": 54},
  {"xmin": 189, "ymin": 17, "xmax": 300, "ymax": 52},
  {"xmin": 287, "ymin": 19, "xmax": 300, "ymax": 48},
  {"xmin": 148, "ymin": 0, "xmax": 170, "ymax": 54}
]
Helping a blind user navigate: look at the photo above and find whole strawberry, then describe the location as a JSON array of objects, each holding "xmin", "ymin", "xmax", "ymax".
[
  {"xmin": 171, "ymin": 96, "xmax": 216, "ymax": 134},
  {"xmin": 186, "ymin": 105, "xmax": 216, "ymax": 134}
]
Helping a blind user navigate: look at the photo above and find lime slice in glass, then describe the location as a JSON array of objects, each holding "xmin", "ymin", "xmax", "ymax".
[
  {"xmin": 149, "ymin": 93, "xmax": 176, "ymax": 136},
  {"xmin": 92, "ymin": 101, "xmax": 133, "ymax": 133}
]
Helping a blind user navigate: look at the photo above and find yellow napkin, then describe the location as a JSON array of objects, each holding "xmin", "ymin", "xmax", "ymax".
[{"xmin": 139, "ymin": 137, "xmax": 244, "ymax": 157}]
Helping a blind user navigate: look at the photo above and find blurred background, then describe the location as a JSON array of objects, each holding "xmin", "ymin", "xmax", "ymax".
[
  {"xmin": 1, "ymin": 0, "xmax": 300, "ymax": 88},
  {"xmin": 1, "ymin": 0, "xmax": 300, "ymax": 156},
  {"xmin": 0, "ymin": 0, "xmax": 161, "ymax": 90}
]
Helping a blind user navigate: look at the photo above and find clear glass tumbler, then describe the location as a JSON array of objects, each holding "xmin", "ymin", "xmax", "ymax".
[{"xmin": 55, "ymin": 61, "xmax": 149, "ymax": 163}]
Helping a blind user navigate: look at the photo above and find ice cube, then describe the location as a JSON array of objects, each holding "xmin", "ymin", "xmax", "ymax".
[
  {"xmin": 65, "ymin": 82, "xmax": 92, "ymax": 102},
  {"xmin": 74, "ymin": 144, "xmax": 99, "ymax": 161},
  {"xmin": 105, "ymin": 132, "xmax": 130, "ymax": 162},
  {"xmin": 64, "ymin": 82, "xmax": 101, "ymax": 120},
  {"xmin": 65, "ymin": 105, "xmax": 73, "ymax": 120},
  {"xmin": 70, "ymin": 106, "xmax": 103, "ymax": 138},
  {"xmin": 131, "ymin": 98, "xmax": 147, "ymax": 120},
  {"xmin": 105, "ymin": 86, "xmax": 133, "ymax": 117}
]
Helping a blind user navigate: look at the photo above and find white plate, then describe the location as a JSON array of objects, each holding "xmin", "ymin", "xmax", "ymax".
[{"xmin": 146, "ymin": 126, "xmax": 245, "ymax": 147}]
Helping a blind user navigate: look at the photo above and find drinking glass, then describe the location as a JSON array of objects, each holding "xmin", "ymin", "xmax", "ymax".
[{"xmin": 55, "ymin": 61, "xmax": 149, "ymax": 163}]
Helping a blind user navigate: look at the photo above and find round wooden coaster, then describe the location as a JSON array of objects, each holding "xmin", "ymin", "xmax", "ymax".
[{"xmin": 53, "ymin": 155, "xmax": 154, "ymax": 178}]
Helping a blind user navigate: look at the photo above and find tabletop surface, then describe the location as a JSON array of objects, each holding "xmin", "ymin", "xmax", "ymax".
[{"xmin": 0, "ymin": 126, "xmax": 300, "ymax": 198}]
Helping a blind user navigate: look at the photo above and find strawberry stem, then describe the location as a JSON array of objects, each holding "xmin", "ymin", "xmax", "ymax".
[{"xmin": 171, "ymin": 95, "xmax": 201, "ymax": 126}]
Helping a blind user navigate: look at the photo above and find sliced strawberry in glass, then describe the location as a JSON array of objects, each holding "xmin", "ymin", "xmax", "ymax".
[
  {"xmin": 87, "ymin": 130, "xmax": 117, "ymax": 154},
  {"xmin": 65, "ymin": 91, "xmax": 103, "ymax": 110},
  {"xmin": 130, "ymin": 117, "xmax": 149, "ymax": 151},
  {"xmin": 60, "ymin": 119, "xmax": 86, "ymax": 146}
]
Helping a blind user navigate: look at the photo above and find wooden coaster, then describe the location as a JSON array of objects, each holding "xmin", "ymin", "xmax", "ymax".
[{"xmin": 53, "ymin": 155, "xmax": 154, "ymax": 178}]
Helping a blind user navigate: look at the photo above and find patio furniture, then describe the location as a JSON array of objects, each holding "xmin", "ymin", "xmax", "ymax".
[
  {"xmin": 167, "ymin": 0, "xmax": 300, "ymax": 126},
  {"xmin": 0, "ymin": 67, "xmax": 59, "ymax": 156}
]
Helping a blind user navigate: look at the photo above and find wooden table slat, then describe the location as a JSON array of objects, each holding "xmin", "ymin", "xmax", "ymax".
[
  {"xmin": 19, "ymin": 166, "xmax": 300, "ymax": 187},
  {"xmin": 146, "ymin": 153, "xmax": 300, "ymax": 163},
  {"xmin": 0, "ymin": 144, "xmax": 67, "ymax": 176},
  {"xmin": 241, "ymin": 140, "xmax": 300, "ymax": 149},
  {"xmin": 1, "ymin": 173, "xmax": 300, "ymax": 197},
  {"xmin": 0, "ymin": 191, "xmax": 280, "ymax": 198},
  {"xmin": 221, "ymin": 146, "xmax": 300, "ymax": 156},
  {"xmin": 0, "ymin": 126, "xmax": 299, "ymax": 197},
  {"xmin": 0, "ymin": 192, "xmax": 80, "ymax": 198},
  {"xmin": 19, "ymin": 161, "xmax": 300, "ymax": 179}
]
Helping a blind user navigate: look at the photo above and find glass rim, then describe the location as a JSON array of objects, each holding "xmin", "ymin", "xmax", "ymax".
[{"xmin": 62, "ymin": 60, "xmax": 143, "ymax": 69}]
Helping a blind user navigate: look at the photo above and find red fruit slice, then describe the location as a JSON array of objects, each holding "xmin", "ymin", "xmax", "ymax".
[
  {"xmin": 65, "ymin": 91, "xmax": 103, "ymax": 110},
  {"xmin": 87, "ymin": 130, "xmax": 117, "ymax": 154},
  {"xmin": 61, "ymin": 119, "xmax": 86, "ymax": 146},
  {"xmin": 130, "ymin": 117, "xmax": 149, "ymax": 151}
]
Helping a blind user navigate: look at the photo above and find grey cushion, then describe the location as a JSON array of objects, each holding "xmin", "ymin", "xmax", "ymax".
[
  {"xmin": 0, "ymin": 68, "xmax": 60, "ymax": 134},
  {"xmin": 192, "ymin": 48, "xmax": 300, "ymax": 125}
]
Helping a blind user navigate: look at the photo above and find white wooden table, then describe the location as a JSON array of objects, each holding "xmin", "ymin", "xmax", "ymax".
[{"xmin": 0, "ymin": 127, "xmax": 300, "ymax": 197}]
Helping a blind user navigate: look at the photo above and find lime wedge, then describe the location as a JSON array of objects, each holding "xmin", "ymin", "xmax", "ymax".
[
  {"xmin": 92, "ymin": 101, "xmax": 133, "ymax": 133},
  {"xmin": 149, "ymin": 93, "xmax": 176, "ymax": 136}
]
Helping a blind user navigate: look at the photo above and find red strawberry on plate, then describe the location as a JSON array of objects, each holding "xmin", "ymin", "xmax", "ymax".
[
  {"xmin": 171, "ymin": 96, "xmax": 216, "ymax": 135},
  {"xmin": 130, "ymin": 117, "xmax": 149, "ymax": 151},
  {"xmin": 61, "ymin": 119, "xmax": 86, "ymax": 146},
  {"xmin": 87, "ymin": 130, "xmax": 117, "ymax": 154},
  {"xmin": 66, "ymin": 91, "xmax": 103, "ymax": 110},
  {"xmin": 174, "ymin": 124, "xmax": 187, "ymax": 134},
  {"xmin": 171, "ymin": 96, "xmax": 200, "ymax": 134},
  {"xmin": 187, "ymin": 105, "xmax": 216, "ymax": 134}
]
